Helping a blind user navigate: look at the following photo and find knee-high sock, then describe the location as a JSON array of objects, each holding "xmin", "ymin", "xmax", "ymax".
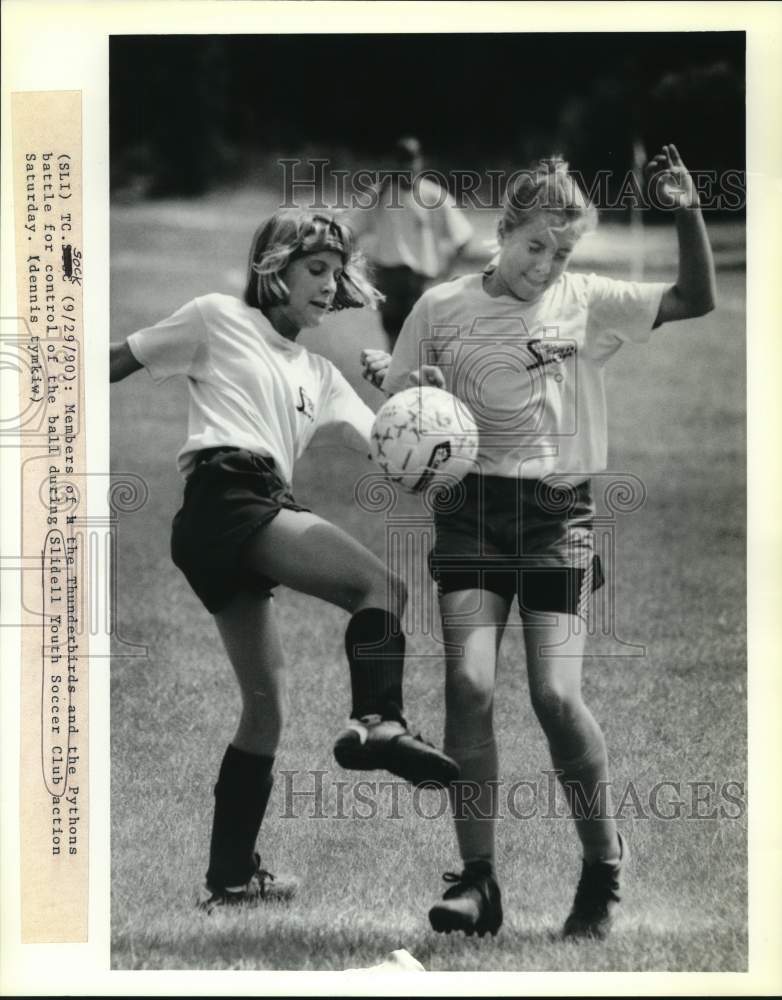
[
  {"xmin": 206, "ymin": 744, "xmax": 274, "ymax": 890},
  {"xmin": 345, "ymin": 608, "xmax": 404, "ymax": 719},
  {"xmin": 445, "ymin": 736, "xmax": 499, "ymax": 872}
]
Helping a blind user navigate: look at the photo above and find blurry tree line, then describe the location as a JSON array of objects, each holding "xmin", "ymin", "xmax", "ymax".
[{"xmin": 110, "ymin": 33, "xmax": 744, "ymax": 216}]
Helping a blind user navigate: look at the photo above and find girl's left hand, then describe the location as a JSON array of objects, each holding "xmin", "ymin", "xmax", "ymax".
[
  {"xmin": 361, "ymin": 348, "xmax": 391, "ymax": 389},
  {"xmin": 645, "ymin": 144, "xmax": 700, "ymax": 210}
]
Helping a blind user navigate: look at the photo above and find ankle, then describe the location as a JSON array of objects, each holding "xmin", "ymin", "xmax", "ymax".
[
  {"xmin": 464, "ymin": 858, "xmax": 496, "ymax": 878},
  {"xmin": 582, "ymin": 835, "xmax": 622, "ymax": 866}
]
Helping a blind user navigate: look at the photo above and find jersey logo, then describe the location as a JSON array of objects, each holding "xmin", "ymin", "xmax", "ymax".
[
  {"xmin": 296, "ymin": 386, "xmax": 315, "ymax": 421},
  {"xmin": 525, "ymin": 339, "xmax": 576, "ymax": 372}
]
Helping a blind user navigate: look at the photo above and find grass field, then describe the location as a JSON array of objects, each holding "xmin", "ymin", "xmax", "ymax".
[{"xmin": 110, "ymin": 190, "xmax": 746, "ymax": 971}]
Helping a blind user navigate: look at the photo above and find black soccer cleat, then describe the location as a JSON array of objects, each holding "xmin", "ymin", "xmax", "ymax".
[
  {"xmin": 562, "ymin": 832, "xmax": 626, "ymax": 940},
  {"xmin": 196, "ymin": 853, "xmax": 299, "ymax": 914},
  {"xmin": 428, "ymin": 861, "xmax": 503, "ymax": 937},
  {"xmin": 333, "ymin": 712, "xmax": 460, "ymax": 789}
]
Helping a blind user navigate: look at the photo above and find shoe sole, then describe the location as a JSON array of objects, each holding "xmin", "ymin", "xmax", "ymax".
[
  {"xmin": 562, "ymin": 918, "xmax": 612, "ymax": 941},
  {"xmin": 197, "ymin": 881, "xmax": 299, "ymax": 913},
  {"xmin": 260, "ymin": 885, "xmax": 299, "ymax": 903},
  {"xmin": 428, "ymin": 906, "xmax": 502, "ymax": 938},
  {"xmin": 334, "ymin": 733, "xmax": 459, "ymax": 789},
  {"xmin": 198, "ymin": 889, "xmax": 297, "ymax": 913}
]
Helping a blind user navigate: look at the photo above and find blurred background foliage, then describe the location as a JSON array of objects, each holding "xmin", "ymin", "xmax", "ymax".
[{"xmin": 110, "ymin": 32, "xmax": 744, "ymax": 217}]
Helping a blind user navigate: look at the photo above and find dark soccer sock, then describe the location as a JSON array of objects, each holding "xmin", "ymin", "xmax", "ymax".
[
  {"xmin": 344, "ymin": 607, "xmax": 405, "ymax": 719},
  {"xmin": 205, "ymin": 744, "xmax": 274, "ymax": 890}
]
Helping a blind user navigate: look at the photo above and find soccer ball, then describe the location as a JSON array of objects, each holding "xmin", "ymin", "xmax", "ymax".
[{"xmin": 370, "ymin": 386, "xmax": 478, "ymax": 493}]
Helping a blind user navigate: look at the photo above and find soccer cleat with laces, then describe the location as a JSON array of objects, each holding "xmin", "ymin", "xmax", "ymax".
[
  {"xmin": 196, "ymin": 853, "xmax": 299, "ymax": 913},
  {"xmin": 333, "ymin": 711, "xmax": 460, "ymax": 789},
  {"xmin": 428, "ymin": 861, "xmax": 503, "ymax": 937},
  {"xmin": 562, "ymin": 832, "xmax": 626, "ymax": 940}
]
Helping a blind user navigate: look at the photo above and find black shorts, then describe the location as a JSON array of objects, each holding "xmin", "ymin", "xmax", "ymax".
[
  {"xmin": 170, "ymin": 447, "xmax": 310, "ymax": 614},
  {"xmin": 429, "ymin": 474, "xmax": 604, "ymax": 616}
]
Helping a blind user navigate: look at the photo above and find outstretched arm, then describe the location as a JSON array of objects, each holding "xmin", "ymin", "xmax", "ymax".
[
  {"xmin": 646, "ymin": 144, "xmax": 717, "ymax": 327},
  {"xmin": 110, "ymin": 341, "xmax": 143, "ymax": 382}
]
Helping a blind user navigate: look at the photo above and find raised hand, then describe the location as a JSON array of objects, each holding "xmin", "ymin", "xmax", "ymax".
[{"xmin": 645, "ymin": 144, "xmax": 700, "ymax": 210}]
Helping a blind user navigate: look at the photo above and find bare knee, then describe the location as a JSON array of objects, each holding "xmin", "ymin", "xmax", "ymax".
[
  {"xmin": 446, "ymin": 663, "xmax": 494, "ymax": 728},
  {"xmin": 530, "ymin": 681, "xmax": 584, "ymax": 738},
  {"xmin": 240, "ymin": 683, "xmax": 286, "ymax": 724},
  {"xmin": 236, "ymin": 683, "xmax": 286, "ymax": 755}
]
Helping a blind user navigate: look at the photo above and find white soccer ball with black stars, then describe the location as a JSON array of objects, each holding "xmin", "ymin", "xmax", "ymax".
[{"xmin": 370, "ymin": 386, "xmax": 479, "ymax": 493}]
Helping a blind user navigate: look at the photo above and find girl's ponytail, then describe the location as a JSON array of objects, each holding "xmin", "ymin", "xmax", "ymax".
[{"xmin": 500, "ymin": 157, "xmax": 597, "ymax": 237}]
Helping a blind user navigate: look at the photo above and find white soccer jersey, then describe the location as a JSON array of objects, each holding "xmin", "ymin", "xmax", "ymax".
[
  {"xmin": 383, "ymin": 271, "xmax": 668, "ymax": 479},
  {"xmin": 347, "ymin": 178, "xmax": 473, "ymax": 279},
  {"xmin": 127, "ymin": 293, "xmax": 375, "ymax": 481}
]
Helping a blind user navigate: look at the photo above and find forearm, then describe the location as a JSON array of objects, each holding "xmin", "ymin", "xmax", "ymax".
[
  {"xmin": 673, "ymin": 206, "xmax": 716, "ymax": 314},
  {"xmin": 110, "ymin": 341, "xmax": 143, "ymax": 382},
  {"xmin": 109, "ymin": 347, "xmax": 124, "ymax": 382}
]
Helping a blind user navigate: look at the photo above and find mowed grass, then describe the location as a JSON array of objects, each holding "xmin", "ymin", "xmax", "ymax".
[{"xmin": 110, "ymin": 191, "xmax": 746, "ymax": 971}]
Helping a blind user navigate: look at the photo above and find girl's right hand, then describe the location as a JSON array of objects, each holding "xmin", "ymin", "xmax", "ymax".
[
  {"xmin": 408, "ymin": 365, "xmax": 446, "ymax": 389},
  {"xmin": 361, "ymin": 348, "xmax": 391, "ymax": 389}
]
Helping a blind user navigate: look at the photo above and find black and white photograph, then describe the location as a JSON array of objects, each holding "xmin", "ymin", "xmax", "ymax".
[
  {"xmin": 108, "ymin": 25, "xmax": 749, "ymax": 973},
  {"xmin": 2, "ymin": 1, "xmax": 781, "ymax": 994}
]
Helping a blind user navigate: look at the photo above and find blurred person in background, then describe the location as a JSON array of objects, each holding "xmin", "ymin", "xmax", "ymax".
[{"xmin": 346, "ymin": 136, "xmax": 474, "ymax": 349}]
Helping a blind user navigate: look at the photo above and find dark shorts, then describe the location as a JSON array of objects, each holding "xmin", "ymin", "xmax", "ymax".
[
  {"xmin": 374, "ymin": 265, "xmax": 429, "ymax": 342},
  {"xmin": 170, "ymin": 447, "xmax": 310, "ymax": 614},
  {"xmin": 429, "ymin": 474, "xmax": 604, "ymax": 616}
]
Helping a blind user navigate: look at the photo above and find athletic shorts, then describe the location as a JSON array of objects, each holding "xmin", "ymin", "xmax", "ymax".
[
  {"xmin": 429, "ymin": 474, "xmax": 604, "ymax": 615},
  {"xmin": 170, "ymin": 447, "xmax": 310, "ymax": 614}
]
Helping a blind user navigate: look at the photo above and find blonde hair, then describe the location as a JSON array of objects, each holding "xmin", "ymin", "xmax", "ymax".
[
  {"xmin": 244, "ymin": 210, "xmax": 383, "ymax": 311},
  {"xmin": 499, "ymin": 157, "xmax": 597, "ymax": 239}
]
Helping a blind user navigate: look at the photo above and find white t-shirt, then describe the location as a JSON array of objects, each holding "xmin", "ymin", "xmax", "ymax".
[
  {"xmin": 347, "ymin": 178, "xmax": 473, "ymax": 279},
  {"xmin": 384, "ymin": 271, "xmax": 668, "ymax": 479},
  {"xmin": 127, "ymin": 293, "xmax": 375, "ymax": 481}
]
